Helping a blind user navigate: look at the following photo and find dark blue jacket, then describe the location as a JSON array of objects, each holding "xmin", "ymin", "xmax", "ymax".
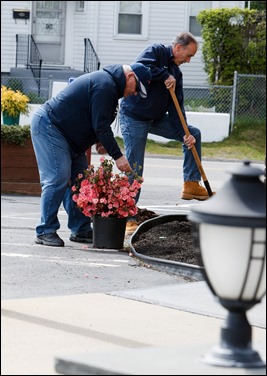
[
  {"xmin": 120, "ymin": 43, "xmax": 187, "ymax": 137},
  {"xmin": 43, "ymin": 65, "xmax": 125, "ymax": 160}
]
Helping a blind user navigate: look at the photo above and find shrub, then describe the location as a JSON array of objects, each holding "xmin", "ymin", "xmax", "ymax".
[{"xmin": 1, "ymin": 125, "xmax": 31, "ymax": 145}]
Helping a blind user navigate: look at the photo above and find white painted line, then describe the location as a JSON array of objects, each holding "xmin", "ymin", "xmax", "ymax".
[
  {"xmin": 1, "ymin": 215, "xmax": 39, "ymax": 219},
  {"xmin": 138, "ymin": 205, "xmax": 194, "ymax": 209},
  {"xmin": 1, "ymin": 253, "xmax": 123, "ymax": 267},
  {"xmin": 138, "ymin": 206, "xmax": 194, "ymax": 212}
]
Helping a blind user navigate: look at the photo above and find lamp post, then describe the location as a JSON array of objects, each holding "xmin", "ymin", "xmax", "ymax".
[{"xmin": 188, "ymin": 160, "xmax": 266, "ymax": 368}]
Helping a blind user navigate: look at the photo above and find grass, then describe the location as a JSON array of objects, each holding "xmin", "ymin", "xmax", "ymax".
[{"xmin": 116, "ymin": 120, "xmax": 266, "ymax": 163}]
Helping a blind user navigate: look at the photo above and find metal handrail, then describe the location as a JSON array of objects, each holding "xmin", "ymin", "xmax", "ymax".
[
  {"xmin": 84, "ymin": 38, "xmax": 101, "ymax": 72},
  {"xmin": 15, "ymin": 34, "xmax": 42, "ymax": 95},
  {"xmin": 29, "ymin": 35, "xmax": 42, "ymax": 95}
]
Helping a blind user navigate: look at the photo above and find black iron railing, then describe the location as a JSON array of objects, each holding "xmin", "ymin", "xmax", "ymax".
[
  {"xmin": 84, "ymin": 38, "xmax": 101, "ymax": 72},
  {"xmin": 16, "ymin": 34, "xmax": 42, "ymax": 95}
]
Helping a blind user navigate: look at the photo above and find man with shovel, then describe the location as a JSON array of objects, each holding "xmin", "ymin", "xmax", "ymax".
[{"xmin": 119, "ymin": 32, "xmax": 214, "ymax": 235}]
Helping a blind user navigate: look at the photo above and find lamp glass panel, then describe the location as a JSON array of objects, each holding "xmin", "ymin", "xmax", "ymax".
[
  {"xmin": 255, "ymin": 228, "xmax": 266, "ymax": 242},
  {"xmin": 243, "ymin": 259, "xmax": 266, "ymax": 300},
  {"xmin": 243, "ymin": 228, "xmax": 266, "ymax": 299},
  {"xmin": 200, "ymin": 224, "xmax": 254, "ymax": 300},
  {"xmin": 252, "ymin": 242, "xmax": 265, "ymax": 257}
]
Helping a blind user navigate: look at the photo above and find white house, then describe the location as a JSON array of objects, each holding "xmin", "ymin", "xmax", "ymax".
[{"xmin": 1, "ymin": 1, "xmax": 245, "ymax": 86}]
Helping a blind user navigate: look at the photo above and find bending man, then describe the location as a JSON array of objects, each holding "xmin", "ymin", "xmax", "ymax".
[{"xmin": 31, "ymin": 63, "xmax": 151, "ymax": 246}]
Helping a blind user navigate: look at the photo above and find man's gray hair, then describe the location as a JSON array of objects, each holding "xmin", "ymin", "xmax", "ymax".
[{"xmin": 172, "ymin": 32, "xmax": 198, "ymax": 47}]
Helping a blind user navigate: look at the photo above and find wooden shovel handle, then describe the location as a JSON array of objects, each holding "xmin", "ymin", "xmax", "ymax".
[{"xmin": 169, "ymin": 87, "xmax": 213, "ymax": 197}]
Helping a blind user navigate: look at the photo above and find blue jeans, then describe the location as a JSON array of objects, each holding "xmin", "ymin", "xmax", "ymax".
[
  {"xmin": 30, "ymin": 106, "xmax": 92, "ymax": 236},
  {"xmin": 120, "ymin": 111, "xmax": 202, "ymax": 203}
]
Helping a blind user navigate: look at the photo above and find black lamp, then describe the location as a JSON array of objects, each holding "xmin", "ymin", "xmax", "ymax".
[{"xmin": 188, "ymin": 160, "xmax": 266, "ymax": 368}]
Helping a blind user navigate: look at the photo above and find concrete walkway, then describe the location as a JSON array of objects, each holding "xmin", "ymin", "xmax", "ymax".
[{"xmin": 2, "ymin": 279, "xmax": 266, "ymax": 375}]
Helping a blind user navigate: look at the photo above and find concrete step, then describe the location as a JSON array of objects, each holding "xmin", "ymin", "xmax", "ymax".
[{"xmin": 10, "ymin": 67, "xmax": 84, "ymax": 80}]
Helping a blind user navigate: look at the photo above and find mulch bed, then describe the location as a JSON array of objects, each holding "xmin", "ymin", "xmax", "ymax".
[{"xmin": 132, "ymin": 209, "xmax": 202, "ymax": 265}]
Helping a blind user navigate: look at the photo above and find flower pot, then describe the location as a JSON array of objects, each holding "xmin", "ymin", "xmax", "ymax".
[
  {"xmin": 3, "ymin": 113, "xmax": 20, "ymax": 125},
  {"xmin": 93, "ymin": 215, "xmax": 127, "ymax": 249}
]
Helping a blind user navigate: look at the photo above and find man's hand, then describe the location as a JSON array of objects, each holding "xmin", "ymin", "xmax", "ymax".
[
  {"xmin": 115, "ymin": 156, "xmax": 132, "ymax": 173},
  {"xmin": 183, "ymin": 134, "xmax": 196, "ymax": 150},
  {"xmin": 95, "ymin": 142, "xmax": 107, "ymax": 155},
  {"xmin": 164, "ymin": 75, "xmax": 176, "ymax": 91}
]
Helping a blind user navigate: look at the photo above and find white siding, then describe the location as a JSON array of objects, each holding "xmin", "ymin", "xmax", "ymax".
[
  {"xmin": 220, "ymin": 1, "xmax": 245, "ymax": 7},
  {"xmin": 96, "ymin": 1, "xmax": 187, "ymax": 66},
  {"xmin": 149, "ymin": 1, "xmax": 186, "ymax": 42},
  {"xmin": 95, "ymin": 1, "xmax": 208, "ymax": 85},
  {"xmin": 1, "ymin": 1, "xmax": 245, "ymax": 85},
  {"xmin": 1, "ymin": 1, "xmax": 32, "ymax": 73},
  {"xmin": 72, "ymin": 9, "xmax": 90, "ymax": 71},
  {"xmin": 68, "ymin": 1, "xmax": 99, "ymax": 71}
]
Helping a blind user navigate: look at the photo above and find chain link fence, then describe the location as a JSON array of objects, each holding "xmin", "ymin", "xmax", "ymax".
[
  {"xmin": 1, "ymin": 72, "xmax": 266, "ymax": 126},
  {"xmin": 1, "ymin": 75, "xmax": 51, "ymax": 104},
  {"xmin": 184, "ymin": 85, "xmax": 233, "ymax": 114},
  {"xmin": 184, "ymin": 73, "xmax": 266, "ymax": 127},
  {"xmin": 231, "ymin": 73, "xmax": 266, "ymax": 127}
]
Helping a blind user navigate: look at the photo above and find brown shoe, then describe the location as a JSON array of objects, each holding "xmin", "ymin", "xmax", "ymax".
[
  {"xmin": 181, "ymin": 181, "xmax": 214, "ymax": 201},
  {"xmin": 125, "ymin": 220, "xmax": 139, "ymax": 235}
]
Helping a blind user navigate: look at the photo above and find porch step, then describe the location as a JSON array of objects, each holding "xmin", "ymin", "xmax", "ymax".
[
  {"xmin": 10, "ymin": 67, "xmax": 84, "ymax": 80},
  {"xmin": 41, "ymin": 64, "xmax": 72, "ymax": 70}
]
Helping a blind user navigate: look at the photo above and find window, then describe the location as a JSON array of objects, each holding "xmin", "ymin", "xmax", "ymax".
[
  {"xmin": 76, "ymin": 1, "xmax": 84, "ymax": 12},
  {"xmin": 118, "ymin": 1, "xmax": 142, "ymax": 34},
  {"xmin": 189, "ymin": 1, "xmax": 211, "ymax": 37},
  {"xmin": 114, "ymin": 1, "xmax": 149, "ymax": 39}
]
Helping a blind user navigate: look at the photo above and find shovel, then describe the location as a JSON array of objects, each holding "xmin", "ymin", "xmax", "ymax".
[{"xmin": 169, "ymin": 87, "xmax": 213, "ymax": 197}]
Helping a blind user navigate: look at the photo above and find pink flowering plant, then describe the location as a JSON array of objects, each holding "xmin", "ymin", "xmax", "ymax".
[{"xmin": 72, "ymin": 157, "xmax": 143, "ymax": 218}]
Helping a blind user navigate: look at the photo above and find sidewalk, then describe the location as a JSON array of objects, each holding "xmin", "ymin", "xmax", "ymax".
[{"xmin": 2, "ymin": 282, "xmax": 266, "ymax": 375}]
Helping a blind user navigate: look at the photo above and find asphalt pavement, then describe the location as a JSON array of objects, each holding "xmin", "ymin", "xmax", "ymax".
[{"xmin": 1, "ymin": 156, "xmax": 266, "ymax": 375}]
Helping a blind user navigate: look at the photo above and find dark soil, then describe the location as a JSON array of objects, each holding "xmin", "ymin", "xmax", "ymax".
[
  {"xmin": 132, "ymin": 209, "xmax": 202, "ymax": 266},
  {"xmin": 135, "ymin": 207, "xmax": 159, "ymax": 223}
]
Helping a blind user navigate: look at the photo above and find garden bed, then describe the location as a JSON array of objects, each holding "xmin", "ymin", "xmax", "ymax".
[{"xmin": 130, "ymin": 214, "xmax": 205, "ymax": 281}]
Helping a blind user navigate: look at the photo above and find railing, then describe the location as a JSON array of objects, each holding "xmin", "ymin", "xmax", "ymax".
[
  {"xmin": 29, "ymin": 36, "xmax": 42, "ymax": 96},
  {"xmin": 15, "ymin": 34, "xmax": 42, "ymax": 95},
  {"xmin": 84, "ymin": 38, "xmax": 101, "ymax": 73}
]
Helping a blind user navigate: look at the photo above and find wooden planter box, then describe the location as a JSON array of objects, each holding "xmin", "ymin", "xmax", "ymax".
[{"xmin": 1, "ymin": 139, "xmax": 41, "ymax": 196}]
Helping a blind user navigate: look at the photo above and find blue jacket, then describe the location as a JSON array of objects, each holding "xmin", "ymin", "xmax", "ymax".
[
  {"xmin": 120, "ymin": 43, "xmax": 187, "ymax": 137},
  {"xmin": 43, "ymin": 65, "xmax": 125, "ymax": 160}
]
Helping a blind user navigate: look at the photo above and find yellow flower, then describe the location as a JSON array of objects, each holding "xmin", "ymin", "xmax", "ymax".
[{"xmin": 1, "ymin": 85, "xmax": 30, "ymax": 117}]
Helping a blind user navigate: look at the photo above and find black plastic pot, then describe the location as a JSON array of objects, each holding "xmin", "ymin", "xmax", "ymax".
[{"xmin": 129, "ymin": 214, "xmax": 205, "ymax": 281}]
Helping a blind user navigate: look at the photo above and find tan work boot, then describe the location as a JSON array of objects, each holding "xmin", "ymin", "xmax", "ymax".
[
  {"xmin": 125, "ymin": 220, "xmax": 139, "ymax": 235},
  {"xmin": 181, "ymin": 181, "xmax": 213, "ymax": 201}
]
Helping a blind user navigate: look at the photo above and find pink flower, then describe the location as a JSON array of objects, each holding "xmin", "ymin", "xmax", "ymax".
[{"xmin": 72, "ymin": 157, "xmax": 143, "ymax": 218}]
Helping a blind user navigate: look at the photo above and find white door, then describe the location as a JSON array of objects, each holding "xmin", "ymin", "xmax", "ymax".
[{"xmin": 32, "ymin": 1, "xmax": 66, "ymax": 65}]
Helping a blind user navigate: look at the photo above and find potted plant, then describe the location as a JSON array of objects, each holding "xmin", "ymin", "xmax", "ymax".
[
  {"xmin": 1, "ymin": 125, "xmax": 41, "ymax": 195},
  {"xmin": 1, "ymin": 85, "xmax": 30, "ymax": 125},
  {"xmin": 72, "ymin": 157, "xmax": 143, "ymax": 249}
]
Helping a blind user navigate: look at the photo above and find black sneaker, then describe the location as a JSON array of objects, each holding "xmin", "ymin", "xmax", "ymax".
[
  {"xmin": 35, "ymin": 233, "xmax": 64, "ymax": 247},
  {"xmin": 69, "ymin": 232, "xmax": 93, "ymax": 243}
]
